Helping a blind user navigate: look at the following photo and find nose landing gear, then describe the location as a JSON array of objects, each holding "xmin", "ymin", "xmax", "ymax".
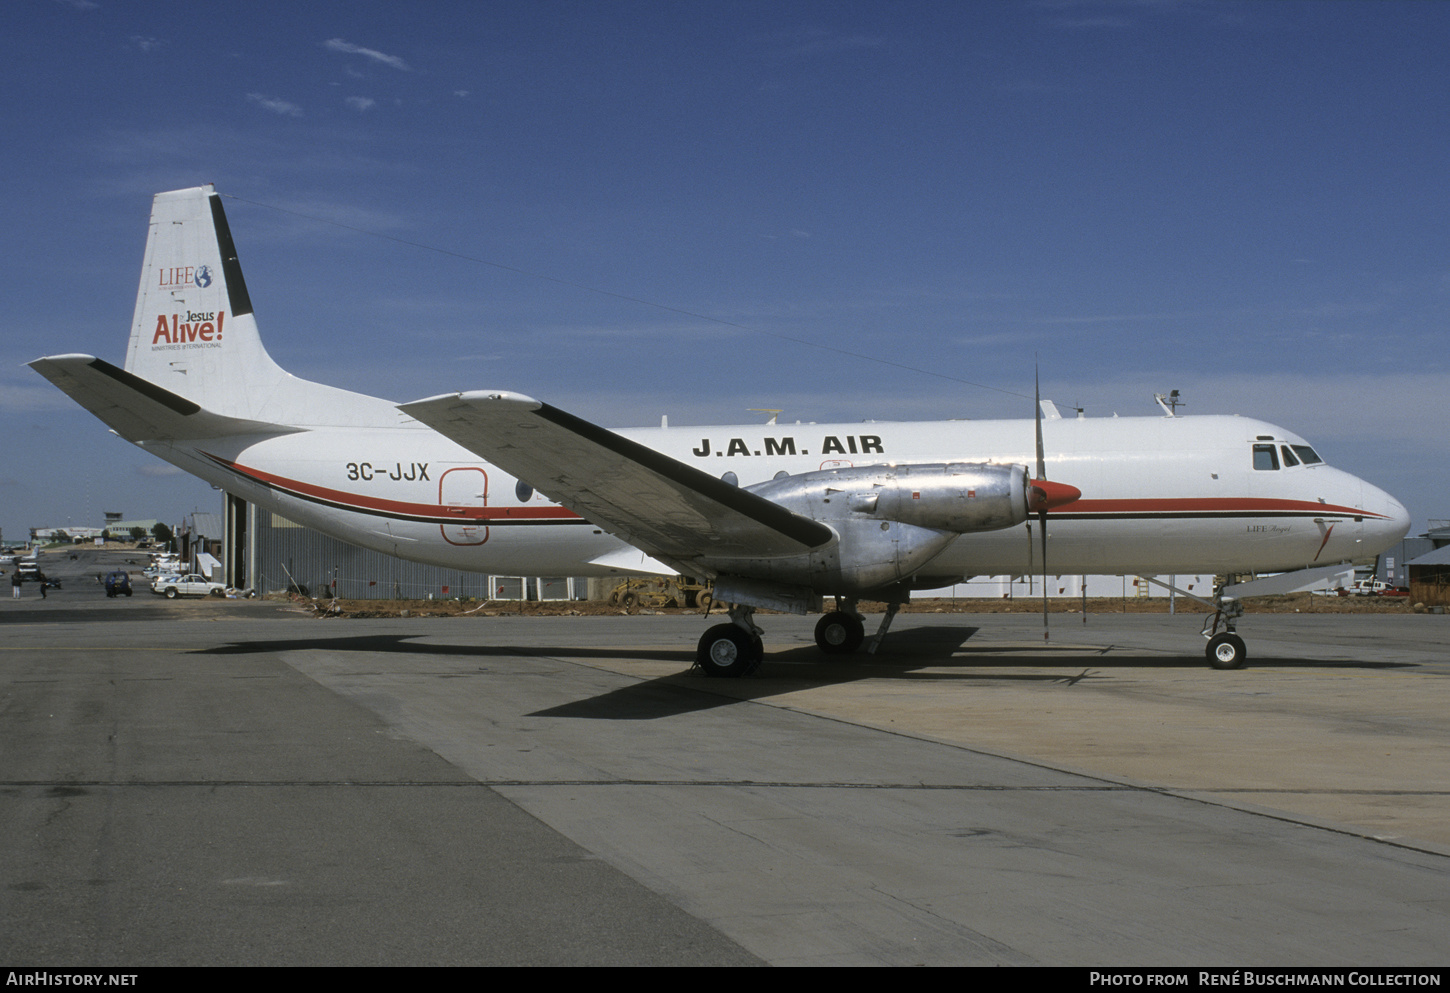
[
  {"xmin": 1202, "ymin": 595, "xmax": 1247, "ymax": 669},
  {"xmin": 1142, "ymin": 563, "xmax": 1356, "ymax": 669},
  {"xmin": 1137, "ymin": 574, "xmax": 1249, "ymax": 669}
]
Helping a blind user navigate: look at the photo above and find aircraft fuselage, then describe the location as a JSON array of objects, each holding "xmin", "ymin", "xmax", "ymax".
[{"xmin": 162, "ymin": 408, "xmax": 1405, "ymax": 583}]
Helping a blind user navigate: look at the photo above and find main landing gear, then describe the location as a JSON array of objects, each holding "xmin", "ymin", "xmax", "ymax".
[
  {"xmin": 694, "ymin": 598, "xmax": 907, "ymax": 677},
  {"xmin": 814, "ymin": 598, "xmax": 903, "ymax": 656},
  {"xmin": 815, "ymin": 610, "xmax": 864, "ymax": 654},
  {"xmin": 695, "ymin": 603, "xmax": 765, "ymax": 677}
]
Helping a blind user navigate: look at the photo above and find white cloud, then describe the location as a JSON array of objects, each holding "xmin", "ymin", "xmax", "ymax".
[
  {"xmin": 247, "ymin": 93, "xmax": 303, "ymax": 117},
  {"xmin": 345, "ymin": 96, "xmax": 375, "ymax": 112},
  {"xmin": 324, "ymin": 38, "xmax": 410, "ymax": 71}
]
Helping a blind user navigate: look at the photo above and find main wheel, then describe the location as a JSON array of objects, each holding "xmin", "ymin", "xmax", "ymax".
[
  {"xmin": 696, "ymin": 623, "xmax": 762, "ymax": 677},
  {"xmin": 1206, "ymin": 633, "xmax": 1247, "ymax": 670},
  {"xmin": 815, "ymin": 611, "xmax": 865, "ymax": 654}
]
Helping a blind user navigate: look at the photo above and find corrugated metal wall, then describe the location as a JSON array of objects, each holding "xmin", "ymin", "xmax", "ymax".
[{"xmin": 250, "ymin": 507, "xmax": 576, "ymax": 600}]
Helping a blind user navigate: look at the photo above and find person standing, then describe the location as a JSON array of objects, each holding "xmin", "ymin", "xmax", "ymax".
[
  {"xmin": 37, "ymin": 572, "xmax": 47, "ymax": 599},
  {"xmin": 10, "ymin": 571, "xmax": 20, "ymax": 599}
]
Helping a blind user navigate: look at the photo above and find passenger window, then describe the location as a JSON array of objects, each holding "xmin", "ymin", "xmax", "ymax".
[
  {"xmin": 1291, "ymin": 445, "xmax": 1323, "ymax": 465},
  {"xmin": 1280, "ymin": 445, "xmax": 1300, "ymax": 467},
  {"xmin": 1253, "ymin": 444, "xmax": 1279, "ymax": 470}
]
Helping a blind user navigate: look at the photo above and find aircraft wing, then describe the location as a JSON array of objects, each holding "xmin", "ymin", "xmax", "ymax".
[
  {"xmin": 399, "ymin": 391, "xmax": 835, "ymax": 566},
  {"xmin": 30, "ymin": 354, "xmax": 299, "ymax": 442}
]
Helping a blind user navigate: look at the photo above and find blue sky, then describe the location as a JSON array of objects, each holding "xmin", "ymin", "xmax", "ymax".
[{"xmin": 3, "ymin": 0, "xmax": 1447, "ymax": 543}]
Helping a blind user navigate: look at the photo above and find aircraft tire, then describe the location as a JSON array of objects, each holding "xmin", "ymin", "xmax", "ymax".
[
  {"xmin": 1206, "ymin": 633, "xmax": 1247, "ymax": 670},
  {"xmin": 815, "ymin": 612, "xmax": 865, "ymax": 654},
  {"xmin": 696, "ymin": 623, "xmax": 761, "ymax": 677}
]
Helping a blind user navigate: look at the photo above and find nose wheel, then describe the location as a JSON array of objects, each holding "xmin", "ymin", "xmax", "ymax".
[
  {"xmin": 1206, "ymin": 632, "xmax": 1247, "ymax": 670},
  {"xmin": 1201, "ymin": 590, "xmax": 1247, "ymax": 669}
]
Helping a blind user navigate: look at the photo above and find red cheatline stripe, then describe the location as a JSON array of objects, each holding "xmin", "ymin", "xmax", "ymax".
[
  {"xmin": 200, "ymin": 452, "xmax": 582, "ymax": 523},
  {"xmin": 1053, "ymin": 498, "xmax": 1385, "ymax": 519}
]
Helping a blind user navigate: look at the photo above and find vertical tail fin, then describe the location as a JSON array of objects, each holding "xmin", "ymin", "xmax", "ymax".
[
  {"xmin": 122, "ymin": 186, "xmax": 388, "ymax": 426},
  {"xmin": 124, "ymin": 186, "xmax": 293, "ymax": 420}
]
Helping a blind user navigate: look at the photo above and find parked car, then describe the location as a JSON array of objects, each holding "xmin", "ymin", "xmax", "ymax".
[
  {"xmin": 104, "ymin": 571, "xmax": 133, "ymax": 597},
  {"xmin": 152, "ymin": 574, "xmax": 225, "ymax": 598}
]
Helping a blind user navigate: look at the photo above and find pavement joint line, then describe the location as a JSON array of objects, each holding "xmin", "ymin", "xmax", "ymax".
[{"xmin": 8, "ymin": 780, "xmax": 1449, "ymax": 795}]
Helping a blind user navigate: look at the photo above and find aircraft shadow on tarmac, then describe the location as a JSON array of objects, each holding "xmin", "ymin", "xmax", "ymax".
[
  {"xmin": 190, "ymin": 632, "xmax": 701, "ymax": 664},
  {"xmin": 188, "ymin": 627, "xmax": 1415, "ymax": 722}
]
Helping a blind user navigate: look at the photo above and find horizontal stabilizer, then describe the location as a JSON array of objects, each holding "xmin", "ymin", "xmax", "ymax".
[
  {"xmin": 29, "ymin": 354, "xmax": 300, "ymax": 442},
  {"xmin": 398, "ymin": 391, "xmax": 834, "ymax": 564}
]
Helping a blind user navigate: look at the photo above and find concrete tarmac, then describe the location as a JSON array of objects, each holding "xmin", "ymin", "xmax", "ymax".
[{"xmin": 3, "ymin": 557, "xmax": 1448, "ymax": 965}]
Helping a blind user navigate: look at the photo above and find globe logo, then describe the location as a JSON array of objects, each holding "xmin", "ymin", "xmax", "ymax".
[{"xmin": 194, "ymin": 265, "xmax": 213, "ymax": 288}]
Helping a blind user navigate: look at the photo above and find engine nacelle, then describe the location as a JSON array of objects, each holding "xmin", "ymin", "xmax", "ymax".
[
  {"xmin": 695, "ymin": 463, "xmax": 1034, "ymax": 598},
  {"xmin": 746, "ymin": 462, "xmax": 1032, "ymax": 534}
]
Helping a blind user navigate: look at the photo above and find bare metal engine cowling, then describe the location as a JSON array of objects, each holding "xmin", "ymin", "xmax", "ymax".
[
  {"xmin": 752, "ymin": 462, "xmax": 1033, "ymax": 533},
  {"xmin": 700, "ymin": 463, "xmax": 1033, "ymax": 596}
]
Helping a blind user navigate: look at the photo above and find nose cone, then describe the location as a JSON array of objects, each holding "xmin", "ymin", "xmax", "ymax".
[{"xmin": 1364, "ymin": 487, "xmax": 1411, "ymax": 552}]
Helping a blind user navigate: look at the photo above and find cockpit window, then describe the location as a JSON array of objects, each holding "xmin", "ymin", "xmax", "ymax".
[
  {"xmin": 1253, "ymin": 444, "xmax": 1279, "ymax": 471},
  {"xmin": 1280, "ymin": 445, "xmax": 1300, "ymax": 467},
  {"xmin": 1290, "ymin": 445, "xmax": 1323, "ymax": 465}
]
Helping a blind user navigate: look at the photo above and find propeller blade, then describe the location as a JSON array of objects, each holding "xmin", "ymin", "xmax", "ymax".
[
  {"xmin": 1034, "ymin": 365, "xmax": 1046, "ymax": 482},
  {"xmin": 1035, "ymin": 365, "xmax": 1049, "ymax": 641},
  {"xmin": 1040, "ymin": 508, "xmax": 1049, "ymax": 643}
]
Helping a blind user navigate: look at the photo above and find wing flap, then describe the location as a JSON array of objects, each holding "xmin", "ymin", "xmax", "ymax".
[
  {"xmin": 399, "ymin": 391, "xmax": 834, "ymax": 562},
  {"xmin": 30, "ymin": 354, "xmax": 300, "ymax": 442}
]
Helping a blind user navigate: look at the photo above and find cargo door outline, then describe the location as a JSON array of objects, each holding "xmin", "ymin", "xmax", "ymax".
[{"xmin": 440, "ymin": 467, "xmax": 488, "ymax": 545}]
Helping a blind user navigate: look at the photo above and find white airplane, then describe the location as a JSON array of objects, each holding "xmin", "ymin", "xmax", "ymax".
[{"xmin": 32, "ymin": 186, "xmax": 1410, "ymax": 673}]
